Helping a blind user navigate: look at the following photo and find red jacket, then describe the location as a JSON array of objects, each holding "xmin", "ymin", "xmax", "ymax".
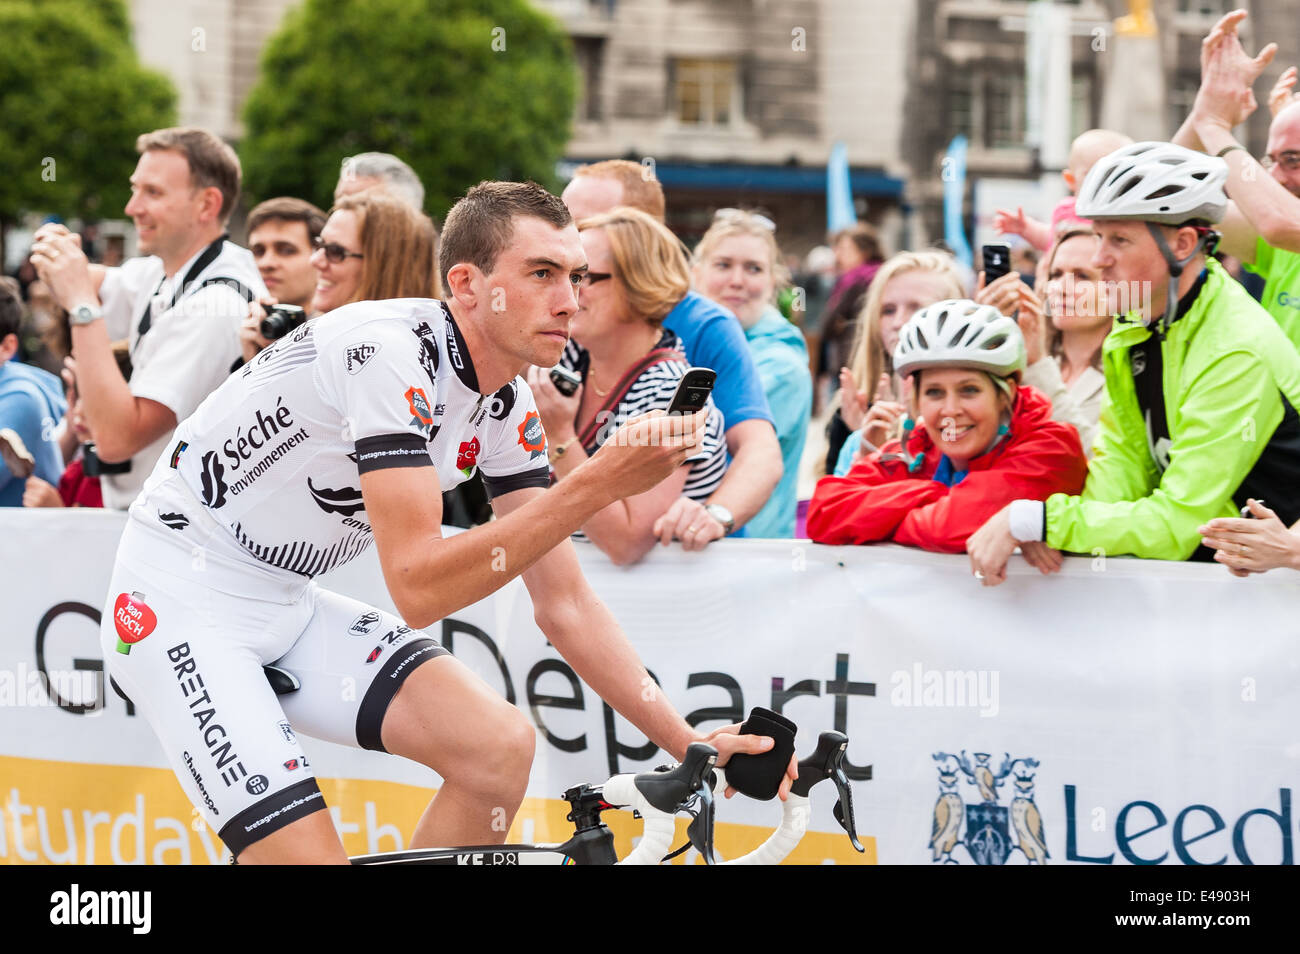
[{"xmin": 807, "ymin": 385, "xmax": 1087, "ymax": 552}]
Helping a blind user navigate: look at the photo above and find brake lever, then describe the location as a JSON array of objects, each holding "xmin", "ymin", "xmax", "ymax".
[
  {"xmin": 792, "ymin": 731, "xmax": 863, "ymax": 853},
  {"xmin": 685, "ymin": 783, "xmax": 716, "ymax": 865},
  {"xmin": 634, "ymin": 742, "xmax": 718, "ymax": 814},
  {"xmin": 830, "ymin": 768, "xmax": 863, "ymax": 853}
]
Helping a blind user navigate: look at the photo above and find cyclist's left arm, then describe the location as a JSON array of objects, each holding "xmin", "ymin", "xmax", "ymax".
[{"xmin": 491, "ymin": 485, "xmax": 788, "ymax": 785}]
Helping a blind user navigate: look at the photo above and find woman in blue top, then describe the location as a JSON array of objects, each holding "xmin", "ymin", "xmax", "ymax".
[{"xmin": 692, "ymin": 210, "xmax": 812, "ymax": 537}]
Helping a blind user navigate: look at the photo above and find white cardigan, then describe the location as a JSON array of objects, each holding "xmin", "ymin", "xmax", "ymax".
[{"xmin": 1022, "ymin": 356, "xmax": 1106, "ymax": 457}]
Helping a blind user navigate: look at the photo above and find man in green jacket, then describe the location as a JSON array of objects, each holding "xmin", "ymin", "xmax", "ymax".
[{"xmin": 968, "ymin": 141, "xmax": 1300, "ymax": 585}]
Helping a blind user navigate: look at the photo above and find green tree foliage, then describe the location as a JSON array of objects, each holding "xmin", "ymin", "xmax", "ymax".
[
  {"xmin": 241, "ymin": 0, "xmax": 576, "ymax": 217},
  {"xmin": 0, "ymin": 0, "xmax": 177, "ymax": 223}
]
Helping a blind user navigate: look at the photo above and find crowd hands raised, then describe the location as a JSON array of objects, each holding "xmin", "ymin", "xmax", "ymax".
[
  {"xmin": 812, "ymin": 7, "xmax": 1300, "ymax": 583},
  {"xmin": 9, "ymin": 6, "xmax": 1300, "ymax": 580}
]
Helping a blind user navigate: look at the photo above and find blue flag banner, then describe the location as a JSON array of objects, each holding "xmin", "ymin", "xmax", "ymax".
[
  {"xmin": 943, "ymin": 135, "xmax": 973, "ymax": 268},
  {"xmin": 826, "ymin": 142, "xmax": 857, "ymax": 233}
]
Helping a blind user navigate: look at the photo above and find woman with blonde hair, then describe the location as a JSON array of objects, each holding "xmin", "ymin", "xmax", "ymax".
[
  {"xmin": 527, "ymin": 206, "xmax": 727, "ymax": 565},
  {"xmin": 975, "ymin": 225, "xmax": 1109, "ymax": 455},
  {"xmin": 691, "ymin": 209, "xmax": 812, "ymax": 537},
  {"xmin": 827, "ymin": 250, "xmax": 966, "ymax": 474},
  {"xmin": 240, "ymin": 189, "xmax": 439, "ymax": 361}
]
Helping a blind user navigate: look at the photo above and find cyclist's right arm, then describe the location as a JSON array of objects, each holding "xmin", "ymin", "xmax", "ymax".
[{"xmin": 361, "ymin": 411, "xmax": 704, "ymax": 629}]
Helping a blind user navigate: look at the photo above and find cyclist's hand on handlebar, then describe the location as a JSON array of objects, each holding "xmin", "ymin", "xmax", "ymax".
[{"xmin": 694, "ymin": 723, "xmax": 799, "ymax": 801}]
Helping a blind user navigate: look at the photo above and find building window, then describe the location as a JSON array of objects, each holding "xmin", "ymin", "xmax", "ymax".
[
  {"xmin": 949, "ymin": 72, "xmax": 976, "ymax": 142},
  {"xmin": 574, "ymin": 37, "xmax": 604, "ymax": 122},
  {"xmin": 1176, "ymin": 0, "xmax": 1233, "ymax": 15},
  {"xmin": 674, "ymin": 58, "xmax": 737, "ymax": 127},
  {"xmin": 1070, "ymin": 72, "xmax": 1093, "ymax": 141},
  {"xmin": 1168, "ymin": 74, "xmax": 1199, "ymax": 138},
  {"xmin": 987, "ymin": 72, "xmax": 1026, "ymax": 148}
]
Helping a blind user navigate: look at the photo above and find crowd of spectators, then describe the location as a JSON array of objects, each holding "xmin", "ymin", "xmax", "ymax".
[{"xmin": 11, "ymin": 9, "xmax": 1300, "ymax": 580}]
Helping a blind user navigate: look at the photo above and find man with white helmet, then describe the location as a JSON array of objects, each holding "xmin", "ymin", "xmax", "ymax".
[
  {"xmin": 808, "ymin": 299, "xmax": 1087, "ymax": 552},
  {"xmin": 968, "ymin": 141, "xmax": 1300, "ymax": 584}
]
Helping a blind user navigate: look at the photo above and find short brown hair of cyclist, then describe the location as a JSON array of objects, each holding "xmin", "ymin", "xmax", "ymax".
[
  {"xmin": 136, "ymin": 127, "xmax": 242, "ymax": 226},
  {"xmin": 246, "ymin": 197, "xmax": 328, "ymax": 245},
  {"xmin": 438, "ymin": 180, "xmax": 572, "ymax": 290},
  {"xmin": 578, "ymin": 207, "xmax": 691, "ymax": 325},
  {"xmin": 334, "ymin": 189, "xmax": 441, "ymax": 301},
  {"xmin": 571, "ymin": 160, "xmax": 666, "ymax": 222}
]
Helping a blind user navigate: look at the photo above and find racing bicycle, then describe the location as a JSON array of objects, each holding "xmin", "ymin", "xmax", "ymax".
[{"xmin": 346, "ymin": 730, "xmax": 864, "ymax": 866}]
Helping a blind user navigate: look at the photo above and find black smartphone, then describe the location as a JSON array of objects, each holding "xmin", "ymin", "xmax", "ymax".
[
  {"xmin": 666, "ymin": 367, "xmax": 716, "ymax": 414},
  {"xmin": 982, "ymin": 243, "xmax": 1012, "ymax": 283},
  {"xmin": 548, "ymin": 364, "xmax": 582, "ymax": 397}
]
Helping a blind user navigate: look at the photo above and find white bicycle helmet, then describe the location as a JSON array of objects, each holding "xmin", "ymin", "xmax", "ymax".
[
  {"xmin": 1075, "ymin": 141, "xmax": 1228, "ymax": 225},
  {"xmin": 893, "ymin": 299, "xmax": 1025, "ymax": 380}
]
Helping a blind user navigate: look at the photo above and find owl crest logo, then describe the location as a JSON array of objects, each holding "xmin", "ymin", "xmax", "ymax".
[{"xmin": 930, "ymin": 751, "xmax": 1048, "ymax": 865}]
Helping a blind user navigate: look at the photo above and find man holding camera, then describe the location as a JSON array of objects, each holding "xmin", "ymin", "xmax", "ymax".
[
  {"xmin": 238, "ymin": 198, "xmax": 326, "ymax": 365},
  {"xmin": 30, "ymin": 126, "xmax": 264, "ymax": 509}
]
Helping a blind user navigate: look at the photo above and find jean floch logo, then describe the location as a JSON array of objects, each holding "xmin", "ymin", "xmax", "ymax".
[{"xmin": 930, "ymin": 751, "xmax": 1047, "ymax": 865}]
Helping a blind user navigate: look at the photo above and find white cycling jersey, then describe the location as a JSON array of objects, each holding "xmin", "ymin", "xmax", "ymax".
[{"xmin": 158, "ymin": 297, "xmax": 552, "ymax": 577}]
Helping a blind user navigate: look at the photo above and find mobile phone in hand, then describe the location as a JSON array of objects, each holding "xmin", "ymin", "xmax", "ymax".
[
  {"xmin": 666, "ymin": 368, "xmax": 716, "ymax": 414},
  {"xmin": 982, "ymin": 243, "xmax": 1012, "ymax": 283},
  {"xmin": 548, "ymin": 364, "xmax": 582, "ymax": 397}
]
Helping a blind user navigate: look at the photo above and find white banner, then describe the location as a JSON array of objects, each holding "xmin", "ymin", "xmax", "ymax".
[{"xmin": 1, "ymin": 509, "xmax": 1297, "ymax": 865}]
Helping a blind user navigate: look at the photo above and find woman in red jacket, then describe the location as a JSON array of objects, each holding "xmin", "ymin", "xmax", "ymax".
[{"xmin": 807, "ymin": 299, "xmax": 1087, "ymax": 553}]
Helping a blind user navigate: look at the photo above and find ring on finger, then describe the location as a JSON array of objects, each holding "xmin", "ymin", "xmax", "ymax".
[{"xmin": 973, "ymin": 570, "xmax": 985, "ymax": 581}]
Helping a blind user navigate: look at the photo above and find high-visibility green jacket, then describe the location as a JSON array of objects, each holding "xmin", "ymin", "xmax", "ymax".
[{"xmin": 1045, "ymin": 258, "xmax": 1300, "ymax": 559}]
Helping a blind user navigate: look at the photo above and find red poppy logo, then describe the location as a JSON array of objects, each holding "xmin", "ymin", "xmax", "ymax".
[
  {"xmin": 113, "ymin": 592, "xmax": 157, "ymax": 655},
  {"xmin": 457, "ymin": 436, "xmax": 481, "ymax": 473},
  {"xmin": 517, "ymin": 410, "xmax": 546, "ymax": 458}
]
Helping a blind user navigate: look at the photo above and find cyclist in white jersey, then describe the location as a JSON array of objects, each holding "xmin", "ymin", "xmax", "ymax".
[{"xmin": 101, "ymin": 181, "xmax": 791, "ymax": 864}]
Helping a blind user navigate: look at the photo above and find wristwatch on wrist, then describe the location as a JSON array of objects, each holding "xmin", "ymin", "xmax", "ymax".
[
  {"xmin": 705, "ymin": 503, "xmax": 735, "ymax": 534},
  {"xmin": 69, "ymin": 303, "xmax": 104, "ymax": 326}
]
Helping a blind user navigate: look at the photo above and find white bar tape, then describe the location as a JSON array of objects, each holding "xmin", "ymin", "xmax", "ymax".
[
  {"xmin": 603, "ymin": 774, "xmax": 680, "ymax": 866},
  {"xmin": 720, "ymin": 794, "xmax": 810, "ymax": 866}
]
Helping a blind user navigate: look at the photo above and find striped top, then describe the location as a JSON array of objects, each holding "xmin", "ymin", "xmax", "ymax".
[{"xmin": 559, "ymin": 328, "xmax": 728, "ymax": 527}]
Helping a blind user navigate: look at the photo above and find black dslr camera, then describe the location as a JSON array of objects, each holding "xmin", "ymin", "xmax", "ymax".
[{"xmin": 259, "ymin": 304, "xmax": 308, "ymax": 341}]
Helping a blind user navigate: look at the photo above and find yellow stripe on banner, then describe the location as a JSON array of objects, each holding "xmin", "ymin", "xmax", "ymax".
[{"xmin": 0, "ymin": 756, "xmax": 873, "ymax": 864}]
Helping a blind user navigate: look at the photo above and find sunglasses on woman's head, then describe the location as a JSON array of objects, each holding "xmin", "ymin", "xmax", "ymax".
[
  {"xmin": 313, "ymin": 236, "xmax": 364, "ymax": 263},
  {"xmin": 713, "ymin": 208, "xmax": 777, "ymax": 232}
]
